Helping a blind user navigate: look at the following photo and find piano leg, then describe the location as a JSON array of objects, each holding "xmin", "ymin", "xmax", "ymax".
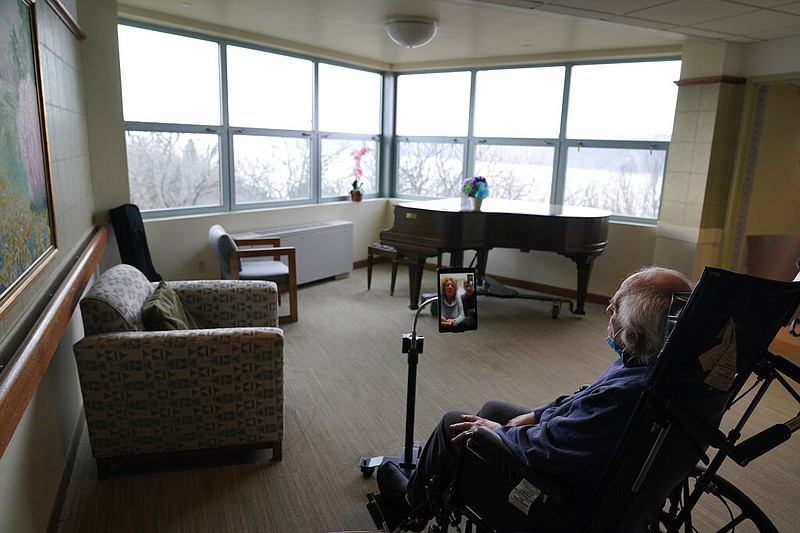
[
  {"xmin": 476, "ymin": 249, "xmax": 489, "ymax": 278},
  {"xmin": 406, "ymin": 255, "xmax": 429, "ymax": 310},
  {"xmin": 449, "ymin": 250, "xmax": 464, "ymax": 267},
  {"xmin": 568, "ymin": 254, "xmax": 597, "ymax": 315}
]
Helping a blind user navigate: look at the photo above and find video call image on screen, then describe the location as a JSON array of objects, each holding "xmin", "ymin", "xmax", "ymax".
[{"xmin": 438, "ymin": 268, "xmax": 478, "ymax": 333}]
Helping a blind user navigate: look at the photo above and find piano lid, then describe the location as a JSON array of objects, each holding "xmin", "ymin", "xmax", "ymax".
[{"xmin": 396, "ymin": 198, "xmax": 612, "ymax": 218}]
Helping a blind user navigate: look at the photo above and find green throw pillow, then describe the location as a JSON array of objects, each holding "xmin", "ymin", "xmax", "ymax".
[{"xmin": 142, "ymin": 282, "xmax": 207, "ymax": 331}]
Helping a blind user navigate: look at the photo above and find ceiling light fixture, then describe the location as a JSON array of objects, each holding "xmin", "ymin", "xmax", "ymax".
[{"xmin": 384, "ymin": 16, "xmax": 439, "ymax": 48}]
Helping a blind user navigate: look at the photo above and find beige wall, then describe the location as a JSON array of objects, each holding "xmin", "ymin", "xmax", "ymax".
[
  {"xmin": 653, "ymin": 41, "xmax": 751, "ymax": 280},
  {"xmin": 744, "ymin": 83, "xmax": 800, "ymax": 236},
  {"xmin": 0, "ymin": 1, "xmax": 97, "ymax": 531}
]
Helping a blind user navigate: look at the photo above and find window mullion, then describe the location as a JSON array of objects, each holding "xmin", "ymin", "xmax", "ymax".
[
  {"xmin": 382, "ymin": 72, "xmax": 396, "ymax": 198},
  {"xmin": 552, "ymin": 64, "xmax": 573, "ymax": 205},
  {"xmin": 551, "ymin": 140, "xmax": 567, "ymax": 205},
  {"xmin": 311, "ymin": 63, "xmax": 320, "ymax": 202},
  {"xmin": 220, "ymin": 43, "xmax": 233, "ymax": 210},
  {"xmin": 465, "ymin": 70, "xmax": 478, "ymax": 179}
]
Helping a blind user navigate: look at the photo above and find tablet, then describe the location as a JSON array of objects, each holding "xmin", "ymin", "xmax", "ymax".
[{"xmin": 437, "ymin": 267, "xmax": 478, "ymax": 333}]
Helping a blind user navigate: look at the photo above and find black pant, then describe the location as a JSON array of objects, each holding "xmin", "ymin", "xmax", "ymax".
[{"xmin": 406, "ymin": 400, "xmax": 530, "ymax": 511}]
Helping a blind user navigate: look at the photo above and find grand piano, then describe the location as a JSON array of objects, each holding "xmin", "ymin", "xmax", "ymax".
[{"xmin": 379, "ymin": 198, "xmax": 611, "ymax": 314}]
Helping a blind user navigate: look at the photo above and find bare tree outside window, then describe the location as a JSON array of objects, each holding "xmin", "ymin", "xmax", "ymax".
[
  {"xmin": 126, "ymin": 131, "xmax": 220, "ymax": 210},
  {"xmin": 563, "ymin": 147, "xmax": 665, "ymax": 219},
  {"xmin": 233, "ymin": 136, "xmax": 311, "ymax": 203},
  {"xmin": 397, "ymin": 142, "xmax": 464, "ymax": 197},
  {"xmin": 474, "ymin": 144, "xmax": 554, "ymax": 202},
  {"xmin": 321, "ymin": 139, "xmax": 378, "ymax": 197}
]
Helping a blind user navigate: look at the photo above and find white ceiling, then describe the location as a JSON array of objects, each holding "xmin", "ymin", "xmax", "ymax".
[{"xmin": 117, "ymin": 0, "xmax": 800, "ymax": 68}]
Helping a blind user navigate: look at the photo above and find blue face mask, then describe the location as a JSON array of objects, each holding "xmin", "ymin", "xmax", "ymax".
[{"xmin": 606, "ymin": 332, "xmax": 625, "ymax": 359}]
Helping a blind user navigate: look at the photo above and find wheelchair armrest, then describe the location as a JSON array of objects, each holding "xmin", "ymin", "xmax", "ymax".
[
  {"xmin": 456, "ymin": 427, "xmax": 577, "ymax": 532},
  {"xmin": 466, "ymin": 426, "xmax": 518, "ymax": 459},
  {"xmin": 464, "ymin": 426, "xmax": 573, "ymax": 509}
]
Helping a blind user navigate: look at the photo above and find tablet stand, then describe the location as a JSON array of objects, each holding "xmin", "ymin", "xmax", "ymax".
[{"xmin": 359, "ymin": 296, "xmax": 438, "ymax": 477}]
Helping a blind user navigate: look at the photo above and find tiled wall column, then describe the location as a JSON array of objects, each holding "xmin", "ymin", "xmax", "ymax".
[{"xmin": 654, "ymin": 76, "xmax": 745, "ymax": 279}]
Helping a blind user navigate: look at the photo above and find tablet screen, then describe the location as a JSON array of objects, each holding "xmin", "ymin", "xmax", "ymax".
[{"xmin": 438, "ymin": 267, "xmax": 478, "ymax": 333}]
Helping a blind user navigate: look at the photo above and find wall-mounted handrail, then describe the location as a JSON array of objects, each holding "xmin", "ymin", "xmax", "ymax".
[{"xmin": 0, "ymin": 226, "xmax": 107, "ymax": 459}]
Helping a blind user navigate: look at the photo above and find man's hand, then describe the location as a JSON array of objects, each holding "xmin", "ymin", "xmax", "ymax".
[
  {"xmin": 507, "ymin": 411, "xmax": 538, "ymax": 427},
  {"xmin": 450, "ymin": 414, "xmax": 501, "ymax": 443}
]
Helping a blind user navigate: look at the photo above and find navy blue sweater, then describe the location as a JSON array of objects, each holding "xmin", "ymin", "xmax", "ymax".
[{"xmin": 495, "ymin": 358, "xmax": 652, "ymax": 513}]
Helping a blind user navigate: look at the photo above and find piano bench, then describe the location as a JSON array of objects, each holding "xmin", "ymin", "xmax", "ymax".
[{"xmin": 367, "ymin": 242, "xmax": 403, "ymax": 296}]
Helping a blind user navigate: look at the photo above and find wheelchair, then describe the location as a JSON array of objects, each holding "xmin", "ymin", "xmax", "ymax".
[{"xmin": 385, "ymin": 267, "xmax": 800, "ymax": 533}]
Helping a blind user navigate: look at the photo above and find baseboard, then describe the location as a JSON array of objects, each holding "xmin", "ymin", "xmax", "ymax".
[{"xmin": 47, "ymin": 411, "xmax": 86, "ymax": 533}]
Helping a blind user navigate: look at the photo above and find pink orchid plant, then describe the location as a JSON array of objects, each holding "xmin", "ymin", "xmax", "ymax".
[{"xmin": 351, "ymin": 146, "xmax": 371, "ymax": 191}]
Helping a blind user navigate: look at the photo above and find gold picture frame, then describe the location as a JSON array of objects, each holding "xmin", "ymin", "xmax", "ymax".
[{"xmin": 0, "ymin": 0, "xmax": 58, "ymax": 318}]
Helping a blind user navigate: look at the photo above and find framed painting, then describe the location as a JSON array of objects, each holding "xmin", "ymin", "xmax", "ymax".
[{"xmin": 0, "ymin": 0, "xmax": 57, "ymax": 318}]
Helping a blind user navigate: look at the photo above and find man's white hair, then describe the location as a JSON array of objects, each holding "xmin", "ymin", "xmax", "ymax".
[{"xmin": 617, "ymin": 266, "xmax": 692, "ymax": 364}]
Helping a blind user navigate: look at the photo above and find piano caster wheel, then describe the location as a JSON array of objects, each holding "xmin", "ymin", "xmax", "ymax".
[{"xmin": 551, "ymin": 304, "xmax": 560, "ymax": 319}]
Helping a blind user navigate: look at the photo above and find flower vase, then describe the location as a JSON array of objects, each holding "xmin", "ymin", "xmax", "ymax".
[
  {"xmin": 469, "ymin": 197, "xmax": 483, "ymax": 211},
  {"xmin": 350, "ymin": 190, "xmax": 363, "ymax": 202}
]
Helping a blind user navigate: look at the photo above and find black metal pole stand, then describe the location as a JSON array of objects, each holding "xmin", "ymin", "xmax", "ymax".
[{"xmin": 359, "ymin": 296, "xmax": 437, "ymax": 477}]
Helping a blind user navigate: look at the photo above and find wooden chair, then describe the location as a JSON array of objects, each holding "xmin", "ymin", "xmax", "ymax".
[{"xmin": 209, "ymin": 224, "xmax": 298, "ymax": 323}]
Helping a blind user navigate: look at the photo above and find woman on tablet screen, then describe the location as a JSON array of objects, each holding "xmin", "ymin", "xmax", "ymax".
[{"xmin": 439, "ymin": 276, "xmax": 465, "ymax": 329}]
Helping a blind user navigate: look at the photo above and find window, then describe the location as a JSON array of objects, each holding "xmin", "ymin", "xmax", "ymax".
[
  {"xmin": 125, "ymin": 131, "xmax": 221, "ymax": 210},
  {"xmin": 396, "ymin": 72, "xmax": 471, "ymax": 197},
  {"xmin": 119, "ymin": 25, "xmax": 223, "ymax": 212},
  {"xmin": 233, "ymin": 135, "xmax": 311, "ymax": 203},
  {"xmin": 318, "ymin": 64, "xmax": 381, "ymax": 134},
  {"xmin": 318, "ymin": 64, "xmax": 381, "ymax": 198},
  {"xmin": 396, "ymin": 72, "xmax": 471, "ymax": 137},
  {"xmin": 473, "ymin": 67, "xmax": 564, "ymax": 139},
  {"xmin": 471, "ymin": 66, "xmax": 565, "ymax": 203},
  {"xmin": 397, "ymin": 141, "xmax": 465, "ymax": 197},
  {"xmin": 227, "ymin": 46, "xmax": 314, "ymax": 203},
  {"xmin": 118, "ymin": 22, "xmax": 382, "ymax": 215},
  {"xmin": 119, "ymin": 26, "xmax": 220, "ymax": 125},
  {"xmin": 567, "ymin": 61, "xmax": 679, "ymax": 141},
  {"xmin": 394, "ymin": 59, "xmax": 680, "ymax": 221},
  {"xmin": 320, "ymin": 139, "xmax": 378, "ymax": 197},
  {"xmin": 227, "ymin": 46, "xmax": 312, "ymax": 130},
  {"xmin": 561, "ymin": 60, "xmax": 680, "ymax": 219},
  {"xmin": 563, "ymin": 146, "xmax": 666, "ymax": 219},
  {"xmin": 473, "ymin": 144, "xmax": 554, "ymax": 203}
]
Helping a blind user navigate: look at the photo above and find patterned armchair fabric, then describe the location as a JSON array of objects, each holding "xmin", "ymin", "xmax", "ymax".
[{"xmin": 74, "ymin": 264, "xmax": 284, "ymax": 473}]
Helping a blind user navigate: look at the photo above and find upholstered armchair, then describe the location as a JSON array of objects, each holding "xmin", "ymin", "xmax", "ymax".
[{"xmin": 73, "ymin": 264, "xmax": 284, "ymax": 477}]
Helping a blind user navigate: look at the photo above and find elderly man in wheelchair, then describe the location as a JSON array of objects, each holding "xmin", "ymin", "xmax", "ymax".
[{"xmin": 367, "ymin": 265, "xmax": 800, "ymax": 533}]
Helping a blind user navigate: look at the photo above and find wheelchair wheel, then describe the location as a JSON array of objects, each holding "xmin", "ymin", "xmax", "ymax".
[{"xmin": 658, "ymin": 466, "xmax": 778, "ymax": 532}]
